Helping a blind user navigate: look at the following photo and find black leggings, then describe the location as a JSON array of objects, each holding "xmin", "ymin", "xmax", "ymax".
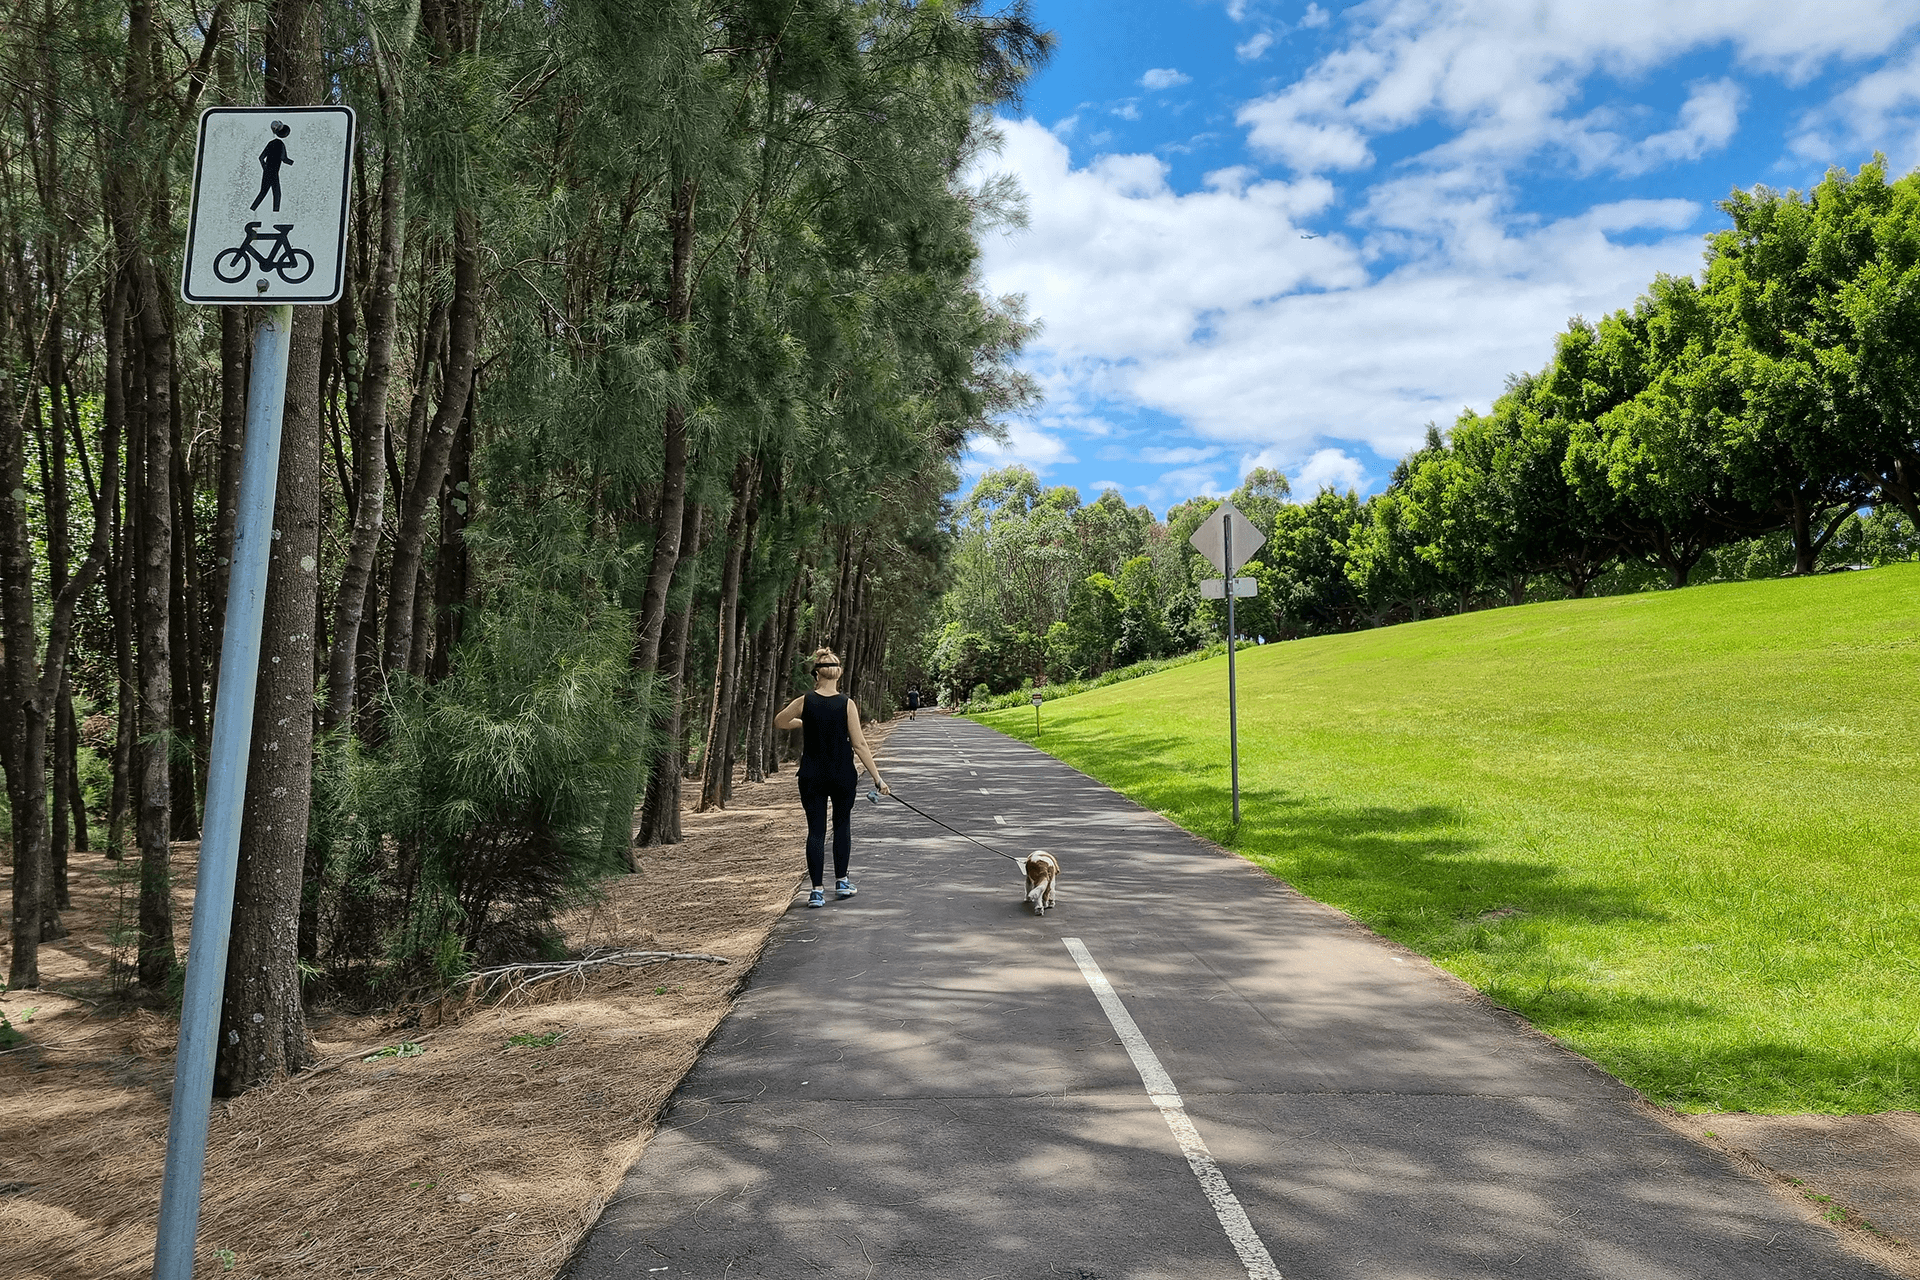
[{"xmin": 799, "ymin": 775, "xmax": 856, "ymax": 887}]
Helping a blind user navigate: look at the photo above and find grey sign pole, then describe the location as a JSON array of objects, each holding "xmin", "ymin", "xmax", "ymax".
[
  {"xmin": 151, "ymin": 304, "xmax": 293, "ymax": 1280},
  {"xmin": 1224, "ymin": 513, "xmax": 1240, "ymax": 825}
]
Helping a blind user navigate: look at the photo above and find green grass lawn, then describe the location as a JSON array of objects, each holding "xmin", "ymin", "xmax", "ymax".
[{"xmin": 977, "ymin": 565, "xmax": 1920, "ymax": 1115}]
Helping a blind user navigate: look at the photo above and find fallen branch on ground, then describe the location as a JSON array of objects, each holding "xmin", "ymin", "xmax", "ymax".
[{"xmin": 457, "ymin": 949, "xmax": 732, "ymax": 1006}]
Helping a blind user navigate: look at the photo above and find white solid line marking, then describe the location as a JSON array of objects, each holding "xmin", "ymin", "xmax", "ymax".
[{"xmin": 1063, "ymin": 938, "xmax": 1283, "ymax": 1280}]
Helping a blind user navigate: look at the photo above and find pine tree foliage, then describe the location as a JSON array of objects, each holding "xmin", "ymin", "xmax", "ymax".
[{"xmin": 0, "ymin": 0, "xmax": 1052, "ymax": 1094}]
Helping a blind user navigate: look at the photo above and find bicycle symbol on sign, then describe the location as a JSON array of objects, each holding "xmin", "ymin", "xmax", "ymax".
[{"xmin": 213, "ymin": 222, "xmax": 315, "ymax": 285}]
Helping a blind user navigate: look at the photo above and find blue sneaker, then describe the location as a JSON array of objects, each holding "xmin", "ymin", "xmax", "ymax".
[
  {"xmin": 808, "ymin": 888, "xmax": 825, "ymax": 908},
  {"xmin": 836, "ymin": 878, "xmax": 857, "ymax": 899}
]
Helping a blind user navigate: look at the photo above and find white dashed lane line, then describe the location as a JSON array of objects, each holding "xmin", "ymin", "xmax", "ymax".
[
  {"xmin": 1063, "ymin": 937, "xmax": 1284, "ymax": 1280},
  {"xmin": 994, "ymin": 815, "xmax": 1006, "ymax": 825}
]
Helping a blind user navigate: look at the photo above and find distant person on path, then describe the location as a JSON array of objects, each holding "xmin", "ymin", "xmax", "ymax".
[
  {"xmin": 251, "ymin": 121, "xmax": 293, "ymax": 213},
  {"xmin": 774, "ymin": 648, "xmax": 888, "ymax": 908},
  {"xmin": 906, "ymin": 685, "xmax": 922, "ymax": 719}
]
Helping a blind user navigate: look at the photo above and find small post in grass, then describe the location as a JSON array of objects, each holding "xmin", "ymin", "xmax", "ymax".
[{"xmin": 1031, "ymin": 688, "xmax": 1043, "ymax": 734}]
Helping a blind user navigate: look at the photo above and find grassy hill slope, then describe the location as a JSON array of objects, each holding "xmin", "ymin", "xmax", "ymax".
[{"xmin": 977, "ymin": 565, "xmax": 1920, "ymax": 1114}]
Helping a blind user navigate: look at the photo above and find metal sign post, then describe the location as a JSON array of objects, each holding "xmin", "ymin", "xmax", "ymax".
[
  {"xmin": 154, "ymin": 105, "xmax": 354, "ymax": 1280},
  {"xmin": 1032, "ymin": 689, "xmax": 1044, "ymax": 734},
  {"xmin": 1190, "ymin": 501, "xmax": 1265, "ymax": 827},
  {"xmin": 1224, "ymin": 516, "xmax": 1240, "ymax": 825}
]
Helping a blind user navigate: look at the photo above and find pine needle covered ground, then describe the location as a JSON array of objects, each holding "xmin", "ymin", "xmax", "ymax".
[
  {"xmin": 978, "ymin": 564, "xmax": 1920, "ymax": 1116},
  {"xmin": 0, "ymin": 725, "xmax": 897, "ymax": 1280}
]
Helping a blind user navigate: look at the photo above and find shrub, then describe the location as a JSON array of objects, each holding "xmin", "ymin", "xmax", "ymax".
[{"xmin": 307, "ymin": 594, "xmax": 656, "ymax": 996}]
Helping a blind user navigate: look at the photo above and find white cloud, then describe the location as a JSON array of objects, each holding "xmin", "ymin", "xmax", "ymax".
[
  {"xmin": 1294, "ymin": 448, "xmax": 1367, "ymax": 495},
  {"xmin": 976, "ymin": 118, "xmax": 1708, "ymax": 462},
  {"xmin": 1050, "ymin": 113, "xmax": 1080, "ymax": 138},
  {"xmin": 1155, "ymin": 464, "xmax": 1229, "ymax": 501},
  {"xmin": 1300, "ymin": 3, "xmax": 1330, "ymax": 29},
  {"xmin": 1141, "ymin": 68, "xmax": 1193, "ymax": 91},
  {"xmin": 1236, "ymin": 0, "xmax": 1912, "ymax": 176},
  {"xmin": 963, "ymin": 420, "xmax": 1076, "ymax": 478},
  {"xmin": 1236, "ymin": 32, "xmax": 1274, "ymax": 62},
  {"xmin": 1112, "ymin": 100, "xmax": 1142, "ymax": 121},
  {"xmin": 1791, "ymin": 45, "xmax": 1920, "ymax": 172},
  {"xmin": 1140, "ymin": 445, "xmax": 1223, "ymax": 465}
]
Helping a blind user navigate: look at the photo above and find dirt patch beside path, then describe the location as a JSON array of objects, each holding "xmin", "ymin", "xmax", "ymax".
[
  {"xmin": 1657, "ymin": 1109, "xmax": 1920, "ymax": 1277},
  {"xmin": 1, "ymin": 723, "xmax": 893, "ymax": 1280}
]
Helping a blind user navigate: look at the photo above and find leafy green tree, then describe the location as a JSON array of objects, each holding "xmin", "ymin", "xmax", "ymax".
[
  {"xmin": 1561, "ymin": 279, "xmax": 1770, "ymax": 587},
  {"xmin": 1263, "ymin": 488, "xmax": 1361, "ymax": 634},
  {"xmin": 1347, "ymin": 492, "xmax": 1440, "ymax": 624},
  {"xmin": 1710, "ymin": 160, "xmax": 1910, "ymax": 572},
  {"xmin": 1063, "ymin": 572, "xmax": 1123, "ymax": 675},
  {"xmin": 1113, "ymin": 555, "xmax": 1171, "ymax": 664}
]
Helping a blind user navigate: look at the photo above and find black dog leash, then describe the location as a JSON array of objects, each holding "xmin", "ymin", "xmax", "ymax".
[{"xmin": 871, "ymin": 789, "xmax": 1024, "ymax": 863}]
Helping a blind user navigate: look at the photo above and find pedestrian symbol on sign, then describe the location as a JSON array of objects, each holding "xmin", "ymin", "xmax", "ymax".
[{"xmin": 250, "ymin": 120, "xmax": 293, "ymax": 212}]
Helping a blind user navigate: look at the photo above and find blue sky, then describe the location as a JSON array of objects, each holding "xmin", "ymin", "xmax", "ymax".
[{"xmin": 964, "ymin": 0, "xmax": 1920, "ymax": 517}]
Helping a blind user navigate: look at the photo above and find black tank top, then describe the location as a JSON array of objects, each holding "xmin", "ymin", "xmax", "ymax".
[{"xmin": 797, "ymin": 691, "xmax": 856, "ymax": 785}]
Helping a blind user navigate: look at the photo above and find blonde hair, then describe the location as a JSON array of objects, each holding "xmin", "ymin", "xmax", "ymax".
[{"xmin": 810, "ymin": 647, "xmax": 841, "ymax": 673}]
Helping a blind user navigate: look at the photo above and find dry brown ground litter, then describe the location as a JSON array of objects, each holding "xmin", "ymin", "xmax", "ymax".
[{"xmin": 1, "ymin": 720, "xmax": 896, "ymax": 1280}]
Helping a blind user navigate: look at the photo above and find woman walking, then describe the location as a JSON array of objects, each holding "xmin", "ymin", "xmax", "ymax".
[{"xmin": 774, "ymin": 648, "xmax": 889, "ymax": 908}]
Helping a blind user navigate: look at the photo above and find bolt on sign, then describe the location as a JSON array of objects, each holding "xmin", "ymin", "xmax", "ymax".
[{"xmin": 180, "ymin": 106, "xmax": 355, "ymax": 306}]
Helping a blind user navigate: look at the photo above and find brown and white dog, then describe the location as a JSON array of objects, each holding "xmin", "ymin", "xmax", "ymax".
[{"xmin": 1017, "ymin": 851, "xmax": 1059, "ymax": 915}]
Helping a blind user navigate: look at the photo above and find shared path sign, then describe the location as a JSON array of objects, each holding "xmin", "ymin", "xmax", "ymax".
[
  {"xmin": 157, "ymin": 103, "xmax": 355, "ymax": 1280},
  {"xmin": 180, "ymin": 106, "xmax": 355, "ymax": 305}
]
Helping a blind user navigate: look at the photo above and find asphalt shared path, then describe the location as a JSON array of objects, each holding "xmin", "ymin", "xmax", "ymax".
[{"xmin": 563, "ymin": 714, "xmax": 1893, "ymax": 1280}]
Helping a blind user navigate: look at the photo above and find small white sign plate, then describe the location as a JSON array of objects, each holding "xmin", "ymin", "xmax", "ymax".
[
  {"xmin": 1200, "ymin": 577, "xmax": 1259, "ymax": 599},
  {"xmin": 1189, "ymin": 500, "xmax": 1266, "ymax": 575},
  {"xmin": 181, "ymin": 106, "xmax": 355, "ymax": 305}
]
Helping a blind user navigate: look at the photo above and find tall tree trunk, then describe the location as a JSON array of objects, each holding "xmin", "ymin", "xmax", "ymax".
[
  {"xmin": 103, "ymin": 279, "xmax": 132, "ymax": 859},
  {"xmin": 1790, "ymin": 489, "xmax": 1816, "ymax": 577},
  {"xmin": 638, "ymin": 503, "xmax": 703, "ymax": 848},
  {"xmin": 168, "ymin": 478, "xmax": 199, "ymax": 841},
  {"xmin": 131, "ymin": 251, "xmax": 176, "ymax": 992},
  {"xmin": 3, "ymin": 281, "xmax": 114, "ymax": 987},
  {"xmin": 772, "ymin": 573, "xmax": 804, "ymax": 765},
  {"xmin": 742, "ymin": 614, "xmax": 775, "ymax": 784},
  {"xmin": 427, "ymin": 386, "xmax": 472, "ymax": 684},
  {"xmin": 632, "ymin": 177, "xmax": 698, "ymax": 674},
  {"xmin": 322, "ymin": 117, "xmax": 405, "ymax": 729},
  {"xmin": 216, "ymin": 0, "xmax": 326, "ymax": 1094},
  {"xmin": 1, "ymin": 287, "xmax": 49, "ymax": 984},
  {"xmin": 380, "ymin": 209, "xmax": 479, "ymax": 678},
  {"xmin": 699, "ymin": 460, "xmax": 756, "ymax": 810},
  {"xmin": 41, "ymin": 302, "xmax": 73, "ymax": 922}
]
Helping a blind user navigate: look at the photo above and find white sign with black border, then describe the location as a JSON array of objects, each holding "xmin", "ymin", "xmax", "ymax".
[{"xmin": 181, "ymin": 106, "xmax": 355, "ymax": 306}]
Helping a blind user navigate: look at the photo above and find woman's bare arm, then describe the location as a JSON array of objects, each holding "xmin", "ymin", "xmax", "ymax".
[
  {"xmin": 846, "ymin": 701, "xmax": 888, "ymax": 793},
  {"xmin": 773, "ymin": 694, "xmax": 807, "ymax": 731}
]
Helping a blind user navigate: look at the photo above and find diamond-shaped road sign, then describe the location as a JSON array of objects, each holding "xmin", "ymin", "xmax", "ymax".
[
  {"xmin": 1189, "ymin": 499, "xmax": 1266, "ymax": 575},
  {"xmin": 181, "ymin": 106, "xmax": 355, "ymax": 306}
]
